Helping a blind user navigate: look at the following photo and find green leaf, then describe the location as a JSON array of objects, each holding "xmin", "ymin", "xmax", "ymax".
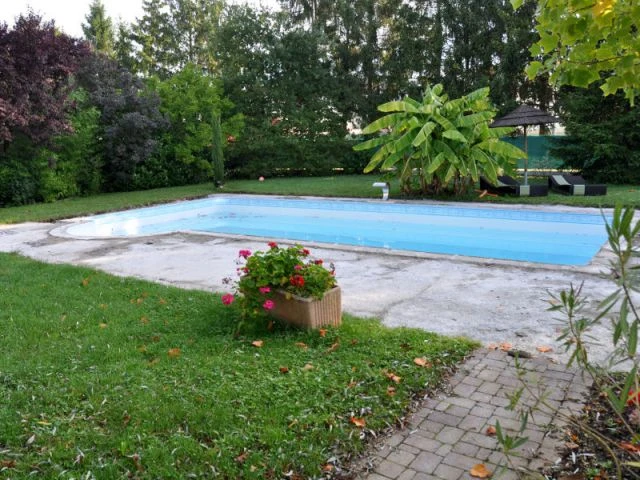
[
  {"xmin": 352, "ymin": 135, "xmax": 388, "ymax": 151},
  {"xmin": 629, "ymin": 320, "xmax": 638, "ymax": 357},
  {"xmin": 525, "ymin": 61, "xmax": 544, "ymax": 79},
  {"xmin": 510, "ymin": 0, "xmax": 523, "ymax": 9},
  {"xmin": 361, "ymin": 113, "xmax": 405, "ymax": 135},
  {"xmin": 442, "ymin": 130, "xmax": 468, "ymax": 143},
  {"xmin": 378, "ymin": 100, "xmax": 420, "ymax": 114},
  {"xmin": 412, "ymin": 122, "xmax": 437, "ymax": 147}
]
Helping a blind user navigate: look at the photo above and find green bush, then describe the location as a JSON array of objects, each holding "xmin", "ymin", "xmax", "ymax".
[
  {"xmin": 226, "ymin": 135, "xmax": 367, "ymax": 179},
  {"xmin": 0, "ymin": 162, "xmax": 38, "ymax": 206}
]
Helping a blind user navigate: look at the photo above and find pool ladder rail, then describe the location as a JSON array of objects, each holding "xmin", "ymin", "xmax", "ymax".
[{"xmin": 372, "ymin": 182, "xmax": 390, "ymax": 201}]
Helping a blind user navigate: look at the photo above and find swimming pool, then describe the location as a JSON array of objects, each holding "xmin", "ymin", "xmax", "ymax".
[{"xmin": 62, "ymin": 195, "xmax": 609, "ymax": 266}]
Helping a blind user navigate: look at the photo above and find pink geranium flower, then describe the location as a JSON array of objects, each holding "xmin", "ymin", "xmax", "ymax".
[
  {"xmin": 221, "ymin": 293, "xmax": 235, "ymax": 305},
  {"xmin": 259, "ymin": 286, "xmax": 271, "ymax": 294},
  {"xmin": 238, "ymin": 249, "xmax": 252, "ymax": 259},
  {"xmin": 268, "ymin": 241, "xmax": 278, "ymax": 249},
  {"xmin": 263, "ymin": 299, "xmax": 275, "ymax": 310}
]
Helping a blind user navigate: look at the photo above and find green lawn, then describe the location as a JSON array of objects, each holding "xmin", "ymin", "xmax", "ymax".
[
  {"xmin": 0, "ymin": 253, "xmax": 477, "ymax": 478},
  {"xmin": 1, "ymin": 175, "xmax": 638, "ymax": 224}
]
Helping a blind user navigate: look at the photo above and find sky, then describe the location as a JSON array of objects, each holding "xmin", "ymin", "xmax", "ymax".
[{"xmin": 0, "ymin": 0, "xmax": 279, "ymax": 38}]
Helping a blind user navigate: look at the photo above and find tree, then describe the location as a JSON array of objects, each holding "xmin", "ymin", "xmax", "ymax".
[
  {"xmin": 0, "ymin": 13, "xmax": 89, "ymax": 152},
  {"xmin": 132, "ymin": 0, "xmax": 223, "ymax": 77},
  {"xmin": 211, "ymin": 114, "xmax": 224, "ymax": 186},
  {"xmin": 513, "ymin": 0, "xmax": 640, "ymax": 104},
  {"xmin": 82, "ymin": 0, "xmax": 115, "ymax": 55},
  {"xmin": 354, "ymin": 85, "xmax": 525, "ymax": 196},
  {"xmin": 76, "ymin": 53, "xmax": 168, "ymax": 191}
]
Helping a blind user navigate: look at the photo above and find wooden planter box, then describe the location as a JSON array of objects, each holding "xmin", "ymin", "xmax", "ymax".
[{"xmin": 270, "ymin": 286, "xmax": 342, "ymax": 329}]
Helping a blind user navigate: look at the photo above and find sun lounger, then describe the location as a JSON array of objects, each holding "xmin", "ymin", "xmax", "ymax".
[
  {"xmin": 548, "ymin": 174, "xmax": 607, "ymax": 196},
  {"xmin": 479, "ymin": 175, "xmax": 548, "ymax": 197}
]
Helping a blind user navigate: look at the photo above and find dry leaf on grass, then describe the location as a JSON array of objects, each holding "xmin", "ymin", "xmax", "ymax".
[
  {"xmin": 279, "ymin": 366, "xmax": 289, "ymax": 374},
  {"xmin": 619, "ymin": 441, "xmax": 640, "ymax": 453},
  {"xmin": 485, "ymin": 425, "xmax": 496, "ymax": 436},
  {"xmin": 251, "ymin": 340, "xmax": 264, "ymax": 348},
  {"xmin": 167, "ymin": 348, "xmax": 181, "ymax": 358},
  {"xmin": 499, "ymin": 342, "xmax": 512, "ymax": 352},
  {"xmin": 325, "ymin": 342, "xmax": 340, "ymax": 353},
  {"xmin": 302, "ymin": 363, "xmax": 314, "ymax": 371},
  {"xmin": 469, "ymin": 463, "xmax": 492, "ymax": 478},
  {"xmin": 294, "ymin": 342, "xmax": 308, "ymax": 350},
  {"xmin": 387, "ymin": 386, "xmax": 396, "ymax": 396},
  {"xmin": 350, "ymin": 416, "xmax": 366, "ymax": 428},
  {"xmin": 318, "ymin": 329, "xmax": 327, "ymax": 337},
  {"xmin": 413, "ymin": 357, "xmax": 432, "ymax": 367},
  {"xmin": 385, "ymin": 372, "xmax": 402, "ymax": 383}
]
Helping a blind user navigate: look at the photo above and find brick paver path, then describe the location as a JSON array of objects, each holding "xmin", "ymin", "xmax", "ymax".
[{"xmin": 359, "ymin": 349, "xmax": 592, "ymax": 480}]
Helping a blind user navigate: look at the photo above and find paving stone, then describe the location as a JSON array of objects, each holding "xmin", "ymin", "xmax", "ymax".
[
  {"xmin": 434, "ymin": 462, "xmax": 464, "ymax": 480},
  {"xmin": 435, "ymin": 443, "xmax": 452, "ymax": 457},
  {"xmin": 387, "ymin": 449, "xmax": 417, "ymax": 467},
  {"xmin": 398, "ymin": 443, "xmax": 421, "ymax": 455},
  {"xmin": 397, "ymin": 469, "xmax": 417, "ymax": 480},
  {"xmin": 460, "ymin": 376, "xmax": 483, "ymax": 387},
  {"xmin": 440, "ymin": 451, "xmax": 479, "ymax": 470},
  {"xmin": 436, "ymin": 426, "xmax": 465, "ymax": 445},
  {"xmin": 460, "ymin": 431, "xmax": 499, "ymax": 449},
  {"xmin": 469, "ymin": 391, "xmax": 493, "ymax": 403},
  {"xmin": 451, "ymin": 441, "xmax": 479, "ymax": 457},
  {"xmin": 447, "ymin": 396, "xmax": 477, "ymax": 409},
  {"xmin": 444, "ymin": 404, "xmax": 470, "ymax": 419},
  {"xmin": 469, "ymin": 405, "xmax": 495, "ymax": 418},
  {"xmin": 477, "ymin": 369, "xmax": 500, "ymax": 382},
  {"xmin": 457, "ymin": 414, "xmax": 486, "ymax": 432},
  {"xmin": 409, "ymin": 452, "xmax": 443, "ymax": 474},
  {"xmin": 413, "ymin": 473, "xmax": 440, "ymax": 480},
  {"xmin": 435, "ymin": 400, "xmax": 451, "ymax": 412},
  {"xmin": 404, "ymin": 434, "xmax": 442, "ymax": 451},
  {"xmin": 363, "ymin": 474, "xmax": 389, "ymax": 480},
  {"xmin": 476, "ymin": 381, "xmax": 502, "ymax": 395},
  {"xmin": 452, "ymin": 383, "xmax": 477, "ymax": 397},
  {"xmin": 488, "ymin": 395, "xmax": 511, "ymax": 407},
  {"xmin": 427, "ymin": 411, "xmax": 462, "ymax": 427},
  {"xmin": 376, "ymin": 459, "xmax": 406, "ymax": 478},
  {"xmin": 387, "ymin": 432, "xmax": 406, "ymax": 447},
  {"xmin": 420, "ymin": 420, "xmax": 446, "ymax": 434}
]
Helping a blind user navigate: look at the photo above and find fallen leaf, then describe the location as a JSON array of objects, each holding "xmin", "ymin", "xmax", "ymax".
[
  {"xmin": 250, "ymin": 465, "xmax": 258, "ymax": 472},
  {"xmin": 487, "ymin": 343, "xmax": 498, "ymax": 350},
  {"xmin": 99, "ymin": 303, "xmax": 108, "ymax": 309},
  {"xmin": 294, "ymin": 342, "xmax": 308, "ymax": 350},
  {"xmin": 469, "ymin": 463, "xmax": 492, "ymax": 478},
  {"xmin": 26, "ymin": 434, "xmax": 36, "ymax": 446},
  {"xmin": 347, "ymin": 380, "xmax": 358, "ymax": 388},
  {"xmin": 350, "ymin": 416, "xmax": 366, "ymax": 428},
  {"xmin": 1, "ymin": 460, "xmax": 16, "ymax": 469},
  {"xmin": 140, "ymin": 316, "xmax": 150, "ymax": 325},
  {"xmin": 322, "ymin": 464, "xmax": 334, "ymax": 472},
  {"xmin": 235, "ymin": 451, "xmax": 248, "ymax": 463},
  {"xmin": 385, "ymin": 372, "xmax": 402, "ymax": 384},
  {"xmin": 325, "ymin": 342, "xmax": 340, "ymax": 353},
  {"xmin": 565, "ymin": 442, "xmax": 580, "ymax": 450},
  {"xmin": 279, "ymin": 366, "xmax": 289, "ymax": 374},
  {"xmin": 387, "ymin": 386, "xmax": 396, "ymax": 396},
  {"xmin": 123, "ymin": 413, "xmax": 131, "ymax": 426},
  {"xmin": 485, "ymin": 425, "xmax": 496, "ymax": 436},
  {"xmin": 318, "ymin": 328, "xmax": 327, "ymax": 337},
  {"xmin": 81, "ymin": 277, "xmax": 90, "ymax": 287},
  {"xmin": 99, "ymin": 323, "xmax": 108, "ymax": 329},
  {"xmin": 251, "ymin": 340, "xmax": 264, "ymax": 348},
  {"xmin": 167, "ymin": 348, "xmax": 181, "ymax": 358},
  {"xmin": 619, "ymin": 441, "xmax": 640, "ymax": 453},
  {"xmin": 137, "ymin": 345, "xmax": 147, "ymax": 353},
  {"xmin": 151, "ymin": 335, "xmax": 161, "ymax": 343},
  {"xmin": 136, "ymin": 298, "xmax": 144, "ymax": 304},
  {"xmin": 302, "ymin": 363, "xmax": 314, "ymax": 371},
  {"xmin": 414, "ymin": 357, "xmax": 432, "ymax": 367},
  {"xmin": 499, "ymin": 342, "xmax": 512, "ymax": 352},
  {"xmin": 159, "ymin": 298, "xmax": 167, "ymax": 305},
  {"xmin": 536, "ymin": 345, "xmax": 553, "ymax": 353},
  {"xmin": 350, "ymin": 339, "xmax": 358, "ymax": 345}
]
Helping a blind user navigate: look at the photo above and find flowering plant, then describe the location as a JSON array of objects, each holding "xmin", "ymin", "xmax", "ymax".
[{"xmin": 222, "ymin": 242, "xmax": 337, "ymax": 329}]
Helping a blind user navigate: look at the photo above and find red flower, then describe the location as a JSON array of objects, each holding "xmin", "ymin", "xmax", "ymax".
[
  {"xmin": 628, "ymin": 389, "xmax": 640, "ymax": 406},
  {"xmin": 238, "ymin": 249, "xmax": 252, "ymax": 259},
  {"xmin": 314, "ymin": 259, "xmax": 323, "ymax": 265},
  {"xmin": 290, "ymin": 275, "xmax": 305, "ymax": 287},
  {"xmin": 294, "ymin": 264, "xmax": 302, "ymax": 271},
  {"xmin": 259, "ymin": 286, "xmax": 271, "ymax": 294},
  {"xmin": 301, "ymin": 248, "xmax": 310, "ymax": 256},
  {"xmin": 268, "ymin": 241, "xmax": 278, "ymax": 249},
  {"xmin": 263, "ymin": 299, "xmax": 275, "ymax": 310},
  {"xmin": 222, "ymin": 294, "xmax": 235, "ymax": 305}
]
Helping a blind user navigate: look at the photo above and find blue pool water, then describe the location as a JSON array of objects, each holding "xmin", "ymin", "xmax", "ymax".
[{"xmin": 65, "ymin": 196, "xmax": 609, "ymax": 266}]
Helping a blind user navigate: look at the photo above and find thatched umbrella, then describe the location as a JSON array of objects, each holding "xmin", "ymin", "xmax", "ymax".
[{"xmin": 490, "ymin": 104, "xmax": 559, "ymax": 184}]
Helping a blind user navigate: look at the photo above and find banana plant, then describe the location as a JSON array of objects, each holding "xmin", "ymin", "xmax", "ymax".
[{"xmin": 354, "ymin": 84, "xmax": 526, "ymax": 195}]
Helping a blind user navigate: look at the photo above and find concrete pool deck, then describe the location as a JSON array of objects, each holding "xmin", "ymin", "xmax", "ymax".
[{"xmin": 0, "ymin": 199, "xmax": 620, "ymax": 365}]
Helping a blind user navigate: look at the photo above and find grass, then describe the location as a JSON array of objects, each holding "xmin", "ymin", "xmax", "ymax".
[
  {"xmin": 1, "ymin": 175, "xmax": 638, "ymax": 224},
  {"xmin": 0, "ymin": 253, "xmax": 477, "ymax": 478}
]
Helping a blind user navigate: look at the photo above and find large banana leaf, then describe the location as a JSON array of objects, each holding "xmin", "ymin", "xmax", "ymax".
[
  {"xmin": 361, "ymin": 113, "xmax": 405, "ymax": 134},
  {"xmin": 477, "ymin": 139, "xmax": 526, "ymax": 159},
  {"xmin": 378, "ymin": 100, "xmax": 420, "ymax": 113},
  {"xmin": 442, "ymin": 129, "xmax": 468, "ymax": 143},
  {"xmin": 412, "ymin": 122, "xmax": 437, "ymax": 147},
  {"xmin": 352, "ymin": 135, "xmax": 388, "ymax": 151},
  {"xmin": 459, "ymin": 111, "xmax": 493, "ymax": 128}
]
